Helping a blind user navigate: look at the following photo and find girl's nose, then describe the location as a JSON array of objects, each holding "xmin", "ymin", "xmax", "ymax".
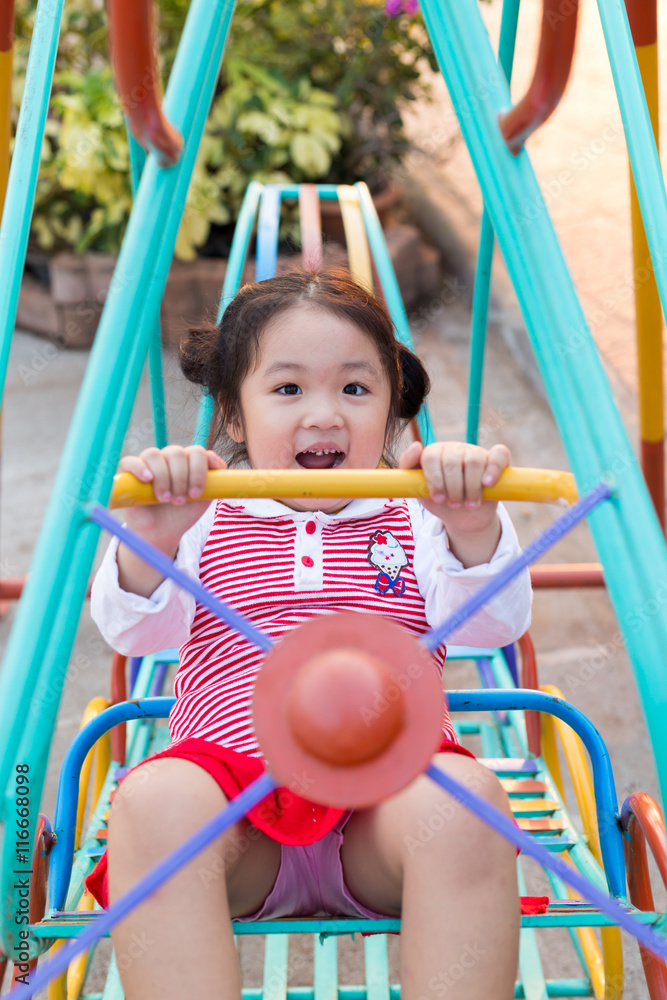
[{"xmin": 303, "ymin": 396, "xmax": 344, "ymax": 429}]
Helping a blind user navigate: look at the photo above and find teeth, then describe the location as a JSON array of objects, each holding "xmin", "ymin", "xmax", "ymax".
[{"xmin": 305, "ymin": 449, "xmax": 335, "ymax": 455}]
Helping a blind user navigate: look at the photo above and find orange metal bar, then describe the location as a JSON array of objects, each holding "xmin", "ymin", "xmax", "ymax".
[
  {"xmin": 500, "ymin": 0, "xmax": 579, "ymax": 153},
  {"xmin": 530, "ymin": 563, "xmax": 605, "ymax": 588},
  {"xmin": 107, "ymin": 0, "xmax": 182, "ymax": 166},
  {"xmin": 518, "ymin": 632, "xmax": 540, "ymax": 757},
  {"xmin": 621, "ymin": 792, "xmax": 667, "ymax": 998}
]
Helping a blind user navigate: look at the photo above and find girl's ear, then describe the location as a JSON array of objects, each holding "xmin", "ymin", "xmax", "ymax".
[{"xmin": 223, "ymin": 407, "xmax": 245, "ymax": 444}]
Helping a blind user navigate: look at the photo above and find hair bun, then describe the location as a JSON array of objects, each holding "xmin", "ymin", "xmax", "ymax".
[{"xmin": 398, "ymin": 343, "xmax": 430, "ymax": 421}]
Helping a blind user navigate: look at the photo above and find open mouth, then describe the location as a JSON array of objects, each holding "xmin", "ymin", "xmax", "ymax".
[{"xmin": 296, "ymin": 449, "xmax": 345, "ymax": 470}]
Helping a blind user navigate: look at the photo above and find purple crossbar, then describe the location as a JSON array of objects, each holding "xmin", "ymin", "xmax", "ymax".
[
  {"xmin": 426, "ymin": 762, "xmax": 667, "ymax": 963},
  {"xmin": 87, "ymin": 503, "xmax": 273, "ymax": 653},
  {"xmin": 423, "ymin": 483, "xmax": 611, "ymax": 651},
  {"xmin": 9, "ymin": 773, "xmax": 277, "ymax": 999}
]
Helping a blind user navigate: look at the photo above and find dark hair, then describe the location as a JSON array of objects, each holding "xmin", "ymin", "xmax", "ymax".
[{"xmin": 180, "ymin": 268, "xmax": 430, "ymax": 466}]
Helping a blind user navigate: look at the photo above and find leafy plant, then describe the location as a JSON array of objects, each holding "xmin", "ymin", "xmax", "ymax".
[{"xmin": 13, "ymin": 0, "xmax": 435, "ymax": 259}]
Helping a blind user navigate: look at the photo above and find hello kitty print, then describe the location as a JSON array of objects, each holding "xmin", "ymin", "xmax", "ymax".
[{"xmin": 367, "ymin": 529, "xmax": 409, "ymax": 596}]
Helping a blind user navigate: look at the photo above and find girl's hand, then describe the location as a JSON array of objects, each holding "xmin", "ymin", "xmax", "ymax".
[
  {"xmin": 399, "ymin": 440, "xmax": 510, "ymax": 566},
  {"xmin": 116, "ymin": 445, "xmax": 226, "ymax": 596}
]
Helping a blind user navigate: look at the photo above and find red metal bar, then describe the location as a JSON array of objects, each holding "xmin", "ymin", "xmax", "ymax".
[
  {"xmin": 299, "ymin": 185, "xmax": 323, "ymax": 271},
  {"xmin": 10, "ymin": 816, "xmax": 55, "ymax": 987},
  {"xmin": 107, "ymin": 0, "xmax": 182, "ymax": 166},
  {"xmin": 500, "ymin": 0, "xmax": 579, "ymax": 154},
  {"xmin": 641, "ymin": 437, "xmax": 665, "ymax": 534},
  {"xmin": 0, "ymin": 0, "xmax": 14, "ymax": 52},
  {"xmin": 110, "ymin": 651, "xmax": 128, "ymax": 764},
  {"xmin": 530, "ymin": 563, "xmax": 605, "ymax": 588},
  {"xmin": 518, "ymin": 632, "xmax": 541, "ymax": 757},
  {"xmin": 0, "ymin": 576, "xmax": 25, "ymax": 599},
  {"xmin": 624, "ymin": 0, "xmax": 657, "ymax": 47},
  {"xmin": 621, "ymin": 793, "xmax": 667, "ymax": 998}
]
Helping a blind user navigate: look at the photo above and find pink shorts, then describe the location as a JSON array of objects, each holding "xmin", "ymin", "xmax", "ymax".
[{"xmin": 235, "ymin": 810, "xmax": 395, "ymax": 921}]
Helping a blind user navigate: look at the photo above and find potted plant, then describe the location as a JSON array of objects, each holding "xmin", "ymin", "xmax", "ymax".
[{"xmin": 13, "ymin": 0, "xmax": 439, "ymax": 344}]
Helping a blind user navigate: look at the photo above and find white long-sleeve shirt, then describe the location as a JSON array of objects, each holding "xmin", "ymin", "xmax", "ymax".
[{"xmin": 92, "ymin": 498, "xmax": 531, "ymax": 755}]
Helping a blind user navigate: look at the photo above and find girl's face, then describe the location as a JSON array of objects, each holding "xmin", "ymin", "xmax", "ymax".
[{"xmin": 226, "ymin": 303, "xmax": 393, "ymax": 513}]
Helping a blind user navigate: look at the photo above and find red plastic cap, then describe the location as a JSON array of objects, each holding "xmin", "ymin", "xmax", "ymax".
[{"xmin": 288, "ymin": 648, "xmax": 405, "ymax": 766}]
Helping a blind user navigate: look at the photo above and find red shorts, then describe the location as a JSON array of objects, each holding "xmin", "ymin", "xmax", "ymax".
[{"xmin": 85, "ymin": 735, "xmax": 474, "ymax": 911}]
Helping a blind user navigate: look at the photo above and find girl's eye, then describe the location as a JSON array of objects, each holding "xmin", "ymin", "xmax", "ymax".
[
  {"xmin": 342, "ymin": 383, "xmax": 369, "ymax": 396},
  {"xmin": 276, "ymin": 384, "xmax": 302, "ymax": 395}
]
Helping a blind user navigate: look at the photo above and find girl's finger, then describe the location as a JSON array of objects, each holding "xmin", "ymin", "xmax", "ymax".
[
  {"xmin": 421, "ymin": 444, "xmax": 448, "ymax": 503},
  {"xmin": 161, "ymin": 446, "xmax": 189, "ymax": 503},
  {"xmin": 207, "ymin": 450, "xmax": 227, "ymax": 471},
  {"xmin": 398, "ymin": 440, "xmax": 423, "ymax": 469},
  {"xmin": 440, "ymin": 444, "xmax": 464, "ymax": 506},
  {"xmin": 462, "ymin": 445, "xmax": 487, "ymax": 507},
  {"xmin": 481, "ymin": 443, "xmax": 511, "ymax": 487},
  {"xmin": 140, "ymin": 448, "xmax": 172, "ymax": 502},
  {"xmin": 118, "ymin": 455, "xmax": 153, "ymax": 482},
  {"xmin": 185, "ymin": 445, "xmax": 210, "ymax": 499}
]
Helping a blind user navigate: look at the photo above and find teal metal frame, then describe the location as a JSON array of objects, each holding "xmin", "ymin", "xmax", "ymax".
[{"xmin": 1, "ymin": 0, "xmax": 667, "ymax": 993}]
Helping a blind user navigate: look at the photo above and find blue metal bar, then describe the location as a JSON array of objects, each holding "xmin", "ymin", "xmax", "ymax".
[
  {"xmin": 256, "ymin": 185, "xmax": 282, "ymax": 282},
  {"xmin": 18, "ymin": 773, "xmax": 277, "ymax": 1000},
  {"xmin": 502, "ymin": 643, "xmax": 519, "ymax": 687},
  {"xmin": 49, "ymin": 698, "xmax": 175, "ymax": 911},
  {"xmin": 425, "ymin": 762, "xmax": 666, "ymax": 961},
  {"xmin": 466, "ymin": 0, "xmax": 521, "ymax": 444},
  {"xmin": 129, "ymin": 656, "xmax": 143, "ymax": 694},
  {"xmin": 87, "ymin": 504, "xmax": 273, "ymax": 653},
  {"xmin": 447, "ymin": 690, "xmax": 623, "ymax": 897},
  {"xmin": 193, "ymin": 180, "xmax": 264, "ymax": 445},
  {"xmin": 423, "ymin": 483, "xmax": 611, "ymax": 651}
]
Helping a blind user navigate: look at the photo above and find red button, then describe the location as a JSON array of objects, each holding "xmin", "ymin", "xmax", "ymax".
[
  {"xmin": 305, "ymin": 521, "xmax": 316, "ymax": 534},
  {"xmin": 301, "ymin": 556, "xmax": 314, "ymax": 568}
]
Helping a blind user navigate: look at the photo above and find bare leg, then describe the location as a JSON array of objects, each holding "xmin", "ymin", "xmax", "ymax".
[
  {"xmin": 108, "ymin": 758, "xmax": 281, "ymax": 1000},
  {"xmin": 341, "ymin": 753, "xmax": 520, "ymax": 1000}
]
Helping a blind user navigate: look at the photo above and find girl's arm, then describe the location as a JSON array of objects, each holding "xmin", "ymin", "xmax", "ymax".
[
  {"xmin": 401, "ymin": 440, "xmax": 532, "ymax": 646},
  {"xmin": 90, "ymin": 505, "xmax": 213, "ymax": 655},
  {"xmin": 410, "ymin": 500, "xmax": 532, "ymax": 647}
]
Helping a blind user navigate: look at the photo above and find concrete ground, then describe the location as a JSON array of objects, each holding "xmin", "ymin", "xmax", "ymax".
[{"xmin": 2, "ymin": 0, "xmax": 666, "ymax": 991}]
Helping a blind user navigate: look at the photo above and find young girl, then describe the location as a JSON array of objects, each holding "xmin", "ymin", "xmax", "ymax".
[{"xmin": 88, "ymin": 269, "xmax": 531, "ymax": 1000}]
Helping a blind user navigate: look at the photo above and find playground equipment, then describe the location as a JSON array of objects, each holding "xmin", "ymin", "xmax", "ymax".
[{"xmin": 0, "ymin": 0, "xmax": 667, "ymax": 997}]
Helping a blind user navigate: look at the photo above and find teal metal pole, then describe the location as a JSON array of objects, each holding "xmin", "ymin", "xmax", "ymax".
[
  {"xmin": 0, "ymin": 0, "xmax": 238, "ymax": 953},
  {"xmin": 0, "ymin": 0, "xmax": 64, "ymax": 403},
  {"xmin": 355, "ymin": 182, "xmax": 435, "ymax": 445},
  {"xmin": 419, "ymin": 0, "xmax": 667, "ymax": 810},
  {"xmin": 128, "ymin": 131, "xmax": 168, "ymax": 449},
  {"xmin": 466, "ymin": 0, "xmax": 520, "ymax": 445},
  {"xmin": 193, "ymin": 180, "xmax": 263, "ymax": 446}
]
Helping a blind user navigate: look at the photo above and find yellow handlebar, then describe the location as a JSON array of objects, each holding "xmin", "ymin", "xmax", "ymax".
[{"xmin": 110, "ymin": 467, "xmax": 578, "ymax": 508}]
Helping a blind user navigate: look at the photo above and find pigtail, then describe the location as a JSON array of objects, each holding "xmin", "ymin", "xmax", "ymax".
[
  {"xmin": 397, "ymin": 343, "xmax": 430, "ymax": 421},
  {"xmin": 179, "ymin": 322, "xmax": 225, "ymax": 394}
]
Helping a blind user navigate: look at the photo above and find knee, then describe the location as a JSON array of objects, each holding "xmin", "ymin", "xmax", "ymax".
[{"xmin": 108, "ymin": 758, "xmax": 230, "ymax": 846}]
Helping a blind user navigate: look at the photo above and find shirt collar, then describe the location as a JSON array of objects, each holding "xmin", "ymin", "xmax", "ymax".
[{"xmin": 224, "ymin": 497, "xmax": 403, "ymax": 522}]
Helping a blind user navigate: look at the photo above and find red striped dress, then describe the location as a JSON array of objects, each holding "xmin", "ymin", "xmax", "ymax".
[
  {"xmin": 170, "ymin": 499, "xmax": 455, "ymax": 752},
  {"xmin": 90, "ymin": 497, "xmax": 531, "ymax": 852}
]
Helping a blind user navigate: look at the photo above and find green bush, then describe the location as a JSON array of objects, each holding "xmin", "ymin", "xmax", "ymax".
[{"xmin": 13, "ymin": 0, "xmax": 435, "ymax": 259}]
